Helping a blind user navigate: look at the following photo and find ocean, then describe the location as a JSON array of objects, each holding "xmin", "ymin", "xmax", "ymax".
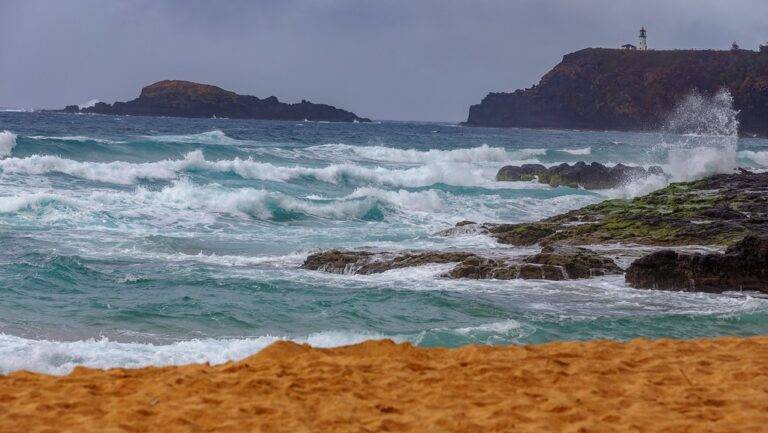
[{"xmin": 2, "ymin": 110, "xmax": 768, "ymax": 375}]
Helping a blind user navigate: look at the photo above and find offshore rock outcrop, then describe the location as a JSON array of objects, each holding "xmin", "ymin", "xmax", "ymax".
[
  {"xmin": 60, "ymin": 80, "xmax": 371, "ymax": 123},
  {"xmin": 496, "ymin": 161, "xmax": 664, "ymax": 189},
  {"xmin": 443, "ymin": 171, "xmax": 768, "ymax": 247},
  {"xmin": 465, "ymin": 48, "xmax": 768, "ymax": 136},
  {"xmin": 302, "ymin": 248, "xmax": 622, "ymax": 281},
  {"xmin": 625, "ymin": 235, "xmax": 768, "ymax": 293}
]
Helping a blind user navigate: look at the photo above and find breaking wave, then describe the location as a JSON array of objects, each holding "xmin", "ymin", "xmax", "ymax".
[
  {"xmin": 142, "ymin": 130, "xmax": 247, "ymax": 146},
  {"xmin": 0, "ymin": 130, "xmax": 17, "ymax": 157},
  {"xmin": 0, "ymin": 331, "xmax": 392, "ymax": 375},
  {"xmin": 309, "ymin": 143, "xmax": 512, "ymax": 163},
  {"xmin": 27, "ymin": 135, "xmax": 126, "ymax": 144},
  {"xmin": 0, "ymin": 192, "xmax": 73, "ymax": 213},
  {"xmin": 739, "ymin": 150, "xmax": 768, "ymax": 168},
  {"xmin": 559, "ymin": 147, "xmax": 591, "ymax": 155},
  {"xmin": 0, "ymin": 150, "xmax": 498, "ymax": 187},
  {"xmin": 130, "ymin": 180, "xmax": 410, "ymax": 221}
]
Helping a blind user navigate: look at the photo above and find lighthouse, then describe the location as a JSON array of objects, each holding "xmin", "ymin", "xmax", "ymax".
[{"xmin": 639, "ymin": 27, "xmax": 648, "ymax": 51}]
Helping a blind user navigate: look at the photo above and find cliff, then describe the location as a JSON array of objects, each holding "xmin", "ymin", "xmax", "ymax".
[
  {"xmin": 464, "ymin": 48, "xmax": 768, "ymax": 136},
  {"xmin": 62, "ymin": 80, "xmax": 371, "ymax": 122}
]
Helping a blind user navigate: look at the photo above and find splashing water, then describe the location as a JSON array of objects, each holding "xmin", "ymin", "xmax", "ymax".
[{"xmin": 662, "ymin": 89, "xmax": 739, "ymax": 182}]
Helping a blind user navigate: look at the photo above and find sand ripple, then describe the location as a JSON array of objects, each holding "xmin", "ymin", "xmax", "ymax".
[{"xmin": 1, "ymin": 336, "xmax": 767, "ymax": 432}]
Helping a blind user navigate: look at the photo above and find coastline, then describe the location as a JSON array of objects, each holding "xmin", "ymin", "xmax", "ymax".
[{"xmin": 2, "ymin": 336, "xmax": 767, "ymax": 432}]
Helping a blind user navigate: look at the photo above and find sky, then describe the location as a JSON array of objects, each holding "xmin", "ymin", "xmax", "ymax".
[{"xmin": 1, "ymin": 0, "xmax": 767, "ymax": 121}]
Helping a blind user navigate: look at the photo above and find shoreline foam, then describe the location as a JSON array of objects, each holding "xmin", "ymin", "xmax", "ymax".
[{"xmin": 1, "ymin": 336, "xmax": 767, "ymax": 432}]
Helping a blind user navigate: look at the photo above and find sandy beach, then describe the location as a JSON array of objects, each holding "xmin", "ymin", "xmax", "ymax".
[{"xmin": 1, "ymin": 336, "xmax": 767, "ymax": 432}]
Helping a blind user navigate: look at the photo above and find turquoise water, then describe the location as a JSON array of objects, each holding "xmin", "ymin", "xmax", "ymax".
[{"xmin": 1, "ymin": 111, "xmax": 768, "ymax": 374}]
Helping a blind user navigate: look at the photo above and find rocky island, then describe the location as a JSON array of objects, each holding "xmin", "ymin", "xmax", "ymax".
[
  {"xmin": 464, "ymin": 48, "xmax": 768, "ymax": 136},
  {"xmin": 60, "ymin": 80, "xmax": 371, "ymax": 122}
]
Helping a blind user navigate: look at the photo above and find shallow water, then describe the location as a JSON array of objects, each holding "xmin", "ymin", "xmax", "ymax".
[{"xmin": 1, "ymin": 111, "xmax": 768, "ymax": 374}]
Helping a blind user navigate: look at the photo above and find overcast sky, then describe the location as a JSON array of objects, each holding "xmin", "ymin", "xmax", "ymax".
[{"xmin": 1, "ymin": 0, "xmax": 767, "ymax": 121}]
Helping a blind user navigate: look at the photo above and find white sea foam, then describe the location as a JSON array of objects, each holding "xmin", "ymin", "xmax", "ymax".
[
  {"xmin": 0, "ymin": 331, "xmax": 393, "ymax": 375},
  {"xmin": 0, "ymin": 130, "xmax": 17, "ymax": 157},
  {"xmin": 559, "ymin": 147, "xmax": 592, "ymax": 155},
  {"xmin": 0, "ymin": 192, "xmax": 72, "ymax": 213},
  {"xmin": 454, "ymin": 319, "xmax": 523, "ymax": 335},
  {"xmin": 309, "ymin": 143, "xmax": 512, "ymax": 164},
  {"xmin": 27, "ymin": 135, "xmax": 126, "ymax": 144},
  {"xmin": 142, "ymin": 130, "xmax": 246, "ymax": 146}
]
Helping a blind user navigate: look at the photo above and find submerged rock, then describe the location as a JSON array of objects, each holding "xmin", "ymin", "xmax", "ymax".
[
  {"xmin": 625, "ymin": 235, "xmax": 768, "ymax": 293},
  {"xmin": 302, "ymin": 250, "xmax": 477, "ymax": 275},
  {"xmin": 496, "ymin": 161, "xmax": 664, "ymax": 189},
  {"xmin": 303, "ymin": 248, "xmax": 621, "ymax": 281}
]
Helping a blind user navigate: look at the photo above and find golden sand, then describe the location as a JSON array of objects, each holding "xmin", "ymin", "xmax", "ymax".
[{"xmin": 1, "ymin": 336, "xmax": 768, "ymax": 432}]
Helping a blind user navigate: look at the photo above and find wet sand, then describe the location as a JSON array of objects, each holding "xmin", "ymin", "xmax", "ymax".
[{"xmin": 1, "ymin": 336, "xmax": 767, "ymax": 432}]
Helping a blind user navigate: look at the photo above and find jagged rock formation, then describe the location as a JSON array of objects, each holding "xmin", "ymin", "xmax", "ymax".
[
  {"xmin": 302, "ymin": 248, "xmax": 621, "ymax": 281},
  {"xmin": 61, "ymin": 80, "xmax": 370, "ymax": 122},
  {"xmin": 441, "ymin": 171, "xmax": 768, "ymax": 247},
  {"xmin": 465, "ymin": 48, "xmax": 768, "ymax": 136},
  {"xmin": 625, "ymin": 235, "xmax": 768, "ymax": 293},
  {"xmin": 496, "ymin": 161, "xmax": 664, "ymax": 189}
]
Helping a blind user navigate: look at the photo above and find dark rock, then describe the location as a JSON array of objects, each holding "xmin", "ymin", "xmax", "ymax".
[
  {"xmin": 302, "ymin": 250, "xmax": 476, "ymax": 275},
  {"xmin": 464, "ymin": 48, "xmax": 768, "ymax": 137},
  {"xmin": 305, "ymin": 248, "xmax": 621, "ymax": 281},
  {"xmin": 496, "ymin": 164, "xmax": 547, "ymax": 181},
  {"xmin": 497, "ymin": 162, "xmax": 664, "ymax": 190},
  {"xmin": 625, "ymin": 235, "xmax": 768, "ymax": 293},
  {"xmin": 56, "ymin": 80, "xmax": 370, "ymax": 123},
  {"xmin": 455, "ymin": 220, "xmax": 477, "ymax": 227},
  {"xmin": 446, "ymin": 256, "xmax": 523, "ymax": 280},
  {"xmin": 525, "ymin": 246, "xmax": 623, "ymax": 278}
]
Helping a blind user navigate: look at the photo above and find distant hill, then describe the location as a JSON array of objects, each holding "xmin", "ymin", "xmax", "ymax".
[
  {"xmin": 61, "ymin": 80, "xmax": 371, "ymax": 123},
  {"xmin": 464, "ymin": 48, "xmax": 768, "ymax": 136}
]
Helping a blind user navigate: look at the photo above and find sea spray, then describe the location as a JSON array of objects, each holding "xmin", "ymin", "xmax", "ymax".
[
  {"xmin": 662, "ymin": 89, "xmax": 739, "ymax": 181},
  {"xmin": 609, "ymin": 90, "xmax": 742, "ymax": 198}
]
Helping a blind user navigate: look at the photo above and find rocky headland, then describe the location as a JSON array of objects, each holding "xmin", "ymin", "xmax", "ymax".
[
  {"xmin": 305, "ymin": 170, "xmax": 768, "ymax": 293},
  {"xmin": 59, "ymin": 80, "xmax": 371, "ymax": 122},
  {"xmin": 464, "ymin": 48, "xmax": 768, "ymax": 136}
]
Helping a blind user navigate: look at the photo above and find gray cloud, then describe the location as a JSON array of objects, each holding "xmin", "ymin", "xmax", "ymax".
[{"xmin": 1, "ymin": 0, "xmax": 767, "ymax": 121}]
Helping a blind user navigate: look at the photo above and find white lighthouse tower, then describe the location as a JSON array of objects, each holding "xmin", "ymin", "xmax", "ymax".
[{"xmin": 639, "ymin": 27, "xmax": 648, "ymax": 51}]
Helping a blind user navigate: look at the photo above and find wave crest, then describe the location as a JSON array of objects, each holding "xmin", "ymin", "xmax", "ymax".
[
  {"xmin": 0, "ymin": 130, "xmax": 17, "ymax": 157},
  {"xmin": 0, "ymin": 150, "xmax": 498, "ymax": 188}
]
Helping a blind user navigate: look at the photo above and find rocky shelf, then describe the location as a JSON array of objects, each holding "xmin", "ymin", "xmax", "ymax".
[{"xmin": 304, "ymin": 170, "xmax": 768, "ymax": 293}]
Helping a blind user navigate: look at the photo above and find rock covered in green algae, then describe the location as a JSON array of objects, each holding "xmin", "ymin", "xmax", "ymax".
[{"xmin": 453, "ymin": 171, "xmax": 768, "ymax": 247}]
